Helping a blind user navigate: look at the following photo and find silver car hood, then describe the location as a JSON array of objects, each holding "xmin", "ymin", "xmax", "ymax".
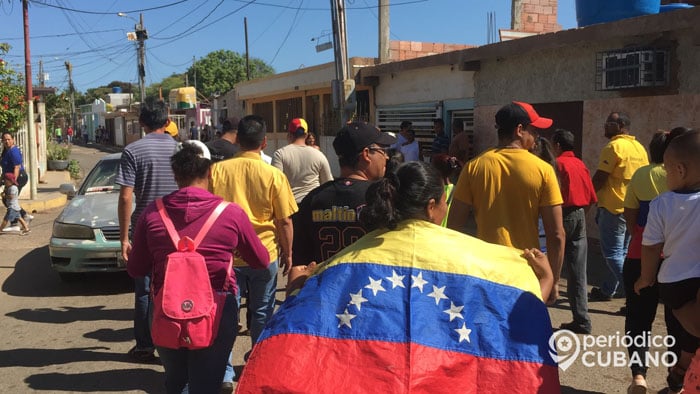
[{"xmin": 56, "ymin": 193, "xmax": 121, "ymax": 228}]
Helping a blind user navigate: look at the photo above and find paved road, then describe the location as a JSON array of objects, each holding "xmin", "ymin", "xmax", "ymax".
[{"xmin": 0, "ymin": 144, "xmax": 675, "ymax": 393}]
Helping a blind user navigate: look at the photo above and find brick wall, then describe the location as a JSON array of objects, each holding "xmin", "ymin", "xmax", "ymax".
[
  {"xmin": 511, "ymin": 0, "xmax": 561, "ymax": 34},
  {"xmin": 388, "ymin": 40, "xmax": 474, "ymax": 62}
]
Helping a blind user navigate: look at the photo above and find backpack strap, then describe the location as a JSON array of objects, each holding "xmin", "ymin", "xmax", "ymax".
[
  {"xmin": 192, "ymin": 201, "xmax": 228, "ymax": 249},
  {"xmin": 156, "ymin": 198, "xmax": 181, "ymax": 249}
]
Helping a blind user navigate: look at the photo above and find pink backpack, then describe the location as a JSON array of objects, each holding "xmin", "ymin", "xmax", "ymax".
[{"xmin": 151, "ymin": 198, "xmax": 232, "ymax": 350}]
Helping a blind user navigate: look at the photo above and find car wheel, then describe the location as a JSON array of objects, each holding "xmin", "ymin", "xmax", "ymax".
[{"xmin": 58, "ymin": 272, "xmax": 83, "ymax": 282}]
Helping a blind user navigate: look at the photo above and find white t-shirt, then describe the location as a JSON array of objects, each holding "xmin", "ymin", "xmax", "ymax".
[
  {"xmin": 400, "ymin": 140, "xmax": 420, "ymax": 162},
  {"xmin": 271, "ymin": 144, "xmax": 334, "ymax": 203},
  {"xmin": 4, "ymin": 184, "xmax": 20, "ymax": 211},
  {"xmin": 390, "ymin": 133, "xmax": 407, "ymax": 151},
  {"xmin": 643, "ymin": 190, "xmax": 700, "ymax": 283}
]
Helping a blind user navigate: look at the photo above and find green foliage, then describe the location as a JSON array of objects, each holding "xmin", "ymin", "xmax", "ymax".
[
  {"xmin": 76, "ymin": 81, "xmax": 134, "ymax": 106},
  {"xmin": 186, "ymin": 50, "xmax": 274, "ymax": 97},
  {"xmin": 67, "ymin": 159, "xmax": 81, "ymax": 179},
  {"xmin": 47, "ymin": 142, "xmax": 71, "ymax": 160},
  {"xmin": 146, "ymin": 73, "xmax": 186, "ymax": 100},
  {"xmin": 0, "ymin": 44, "xmax": 27, "ymax": 132}
]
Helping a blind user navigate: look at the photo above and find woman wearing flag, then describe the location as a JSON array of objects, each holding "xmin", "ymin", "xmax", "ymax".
[{"xmin": 239, "ymin": 161, "xmax": 560, "ymax": 393}]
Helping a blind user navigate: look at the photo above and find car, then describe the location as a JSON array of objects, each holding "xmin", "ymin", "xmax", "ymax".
[{"xmin": 49, "ymin": 153, "xmax": 131, "ymax": 281}]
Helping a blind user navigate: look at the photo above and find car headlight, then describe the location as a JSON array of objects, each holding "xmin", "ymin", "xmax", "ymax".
[{"xmin": 52, "ymin": 222, "xmax": 95, "ymax": 240}]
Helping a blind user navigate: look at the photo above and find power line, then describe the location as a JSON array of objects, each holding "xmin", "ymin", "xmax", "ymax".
[
  {"xmin": 269, "ymin": 0, "xmax": 303, "ymax": 65},
  {"xmin": 152, "ymin": 0, "xmax": 226, "ymax": 41},
  {"xmin": 251, "ymin": 0, "xmax": 296, "ymax": 45},
  {"xmin": 233, "ymin": 0, "xmax": 427, "ymax": 11},
  {"xmin": 2, "ymin": 28, "xmax": 125, "ymax": 41},
  {"xmin": 150, "ymin": 0, "xmax": 209, "ymax": 37},
  {"xmin": 28, "ymin": 0, "xmax": 192, "ymax": 15}
]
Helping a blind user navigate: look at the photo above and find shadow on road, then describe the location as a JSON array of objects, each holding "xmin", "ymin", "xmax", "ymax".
[
  {"xmin": 2, "ymin": 246, "xmax": 133, "ymax": 297},
  {"xmin": 84, "ymin": 327, "xmax": 132, "ymax": 343},
  {"xmin": 561, "ymin": 386, "xmax": 605, "ymax": 394},
  {"xmin": 0, "ymin": 347, "xmax": 158, "ymax": 368},
  {"xmin": 6, "ymin": 306, "xmax": 131, "ymax": 324},
  {"xmin": 25, "ymin": 368, "xmax": 163, "ymax": 393}
]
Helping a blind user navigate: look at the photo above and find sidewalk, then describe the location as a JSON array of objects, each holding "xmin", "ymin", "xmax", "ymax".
[{"xmin": 20, "ymin": 170, "xmax": 71, "ymax": 213}]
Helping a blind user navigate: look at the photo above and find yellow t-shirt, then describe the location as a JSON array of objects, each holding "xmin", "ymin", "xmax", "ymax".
[
  {"xmin": 210, "ymin": 151, "xmax": 298, "ymax": 265},
  {"xmin": 453, "ymin": 148, "xmax": 563, "ymax": 250},
  {"xmin": 597, "ymin": 134, "xmax": 649, "ymax": 214}
]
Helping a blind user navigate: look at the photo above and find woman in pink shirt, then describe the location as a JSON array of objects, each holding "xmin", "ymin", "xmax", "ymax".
[{"xmin": 128, "ymin": 142, "xmax": 269, "ymax": 393}]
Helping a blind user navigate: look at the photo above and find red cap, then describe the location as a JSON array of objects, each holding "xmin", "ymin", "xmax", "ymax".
[
  {"xmin": 4, "ymin": 173, "xmax": 17, "ymax": 185},
  {"xmin": 513, "ymin": 101, "xmax": 553, "ymax": 129},
  {"xmin": 288, "ymin": 118, "xmax": 308, "ymax": 134}
]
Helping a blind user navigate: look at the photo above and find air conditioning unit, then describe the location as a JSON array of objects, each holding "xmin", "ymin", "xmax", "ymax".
[{"xmin": 601, "ymin": 50, "xmax": 669, "ymax": 90}]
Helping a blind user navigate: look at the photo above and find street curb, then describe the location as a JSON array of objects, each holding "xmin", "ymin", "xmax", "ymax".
[{"xmin": 23, "ymin": 193, "xmax": 67, "ymax": 213}]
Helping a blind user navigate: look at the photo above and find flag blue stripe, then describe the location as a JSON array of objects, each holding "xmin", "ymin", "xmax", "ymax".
[{"xmin": 261, "ymin": 262, "xmax": 556, "ymax": 366}]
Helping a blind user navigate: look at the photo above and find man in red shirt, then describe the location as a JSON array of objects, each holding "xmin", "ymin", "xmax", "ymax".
[{"xmin": 552, "ymin": 129, "xmax": 598, "ymax": 334}]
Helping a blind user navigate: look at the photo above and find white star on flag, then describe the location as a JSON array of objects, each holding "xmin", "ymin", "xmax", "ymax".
[
  {"xmin": 443, "ymin": 301, "xmax": 464, "ymax": 321},
  {"xmin": 455, "ymin": 323, "xmax": 472, "ymax": 343},
  {"xmin": 336, "ymin": 309, "xmax": 356, "ymax": 328},
  {"xmin": 386, "ymin": 270, "xmax": 406, "ymax": 289},
  {"xmin": 411, "ymin": 272, "xmax": 428, "ymax": 293},
  {"xmin": 349, "ymin": 290, "xmax": 368, "ymax": 311},
  {"xmin": 365, "ymin": 277, "xmax": 386, "ymax": 296},
  {"xmin": 427, "ymin": 285, "xmax": 448, "ymax": 305}
]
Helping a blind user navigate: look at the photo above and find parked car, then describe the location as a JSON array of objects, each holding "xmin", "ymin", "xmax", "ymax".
[{"xmin": 50, "ymin": 153, "xmax": 130, "ymax": 281}]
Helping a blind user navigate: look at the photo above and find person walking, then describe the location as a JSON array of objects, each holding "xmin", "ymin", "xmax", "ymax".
[
  {"xmin": 116, "ymin": 97, "xmax": 179, "ymax": 362},
  {"xmin": 272, "ymin": 118, "xmax": 333, "ymax": 204},
  {"xmin": 209, "ymin": 115, "xmax": 298, "ymax": 388},
  {"xmin": 1, "ymin": 132, "xmax": 30, "ymax": 224},
  {"xmin": 206, "ymin": 117, "xmax": 240, "ymax": 163},
  {"xmin": 551, "ymin": 129, "xmax": 598, "ymax": 334},
  {"xmin": 127, "ymin": 142, "xmax": 269, "ymax": 394},
  {"xmin": 590, "ymin": 112, "xmax": 649, "ymax": 301},
  {"xmin": 447, "ymin": 101, "xmax": 565, "ymax": 304}
]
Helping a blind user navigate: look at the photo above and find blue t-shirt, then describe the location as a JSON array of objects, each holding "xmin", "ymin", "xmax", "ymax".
[
  {"xmin": 1, "ymin": 146, "xmax": 24, "ymax": 175},
  {"xmin": 115, "ymin": 133, "xmax": 178, "ymax": 229}
]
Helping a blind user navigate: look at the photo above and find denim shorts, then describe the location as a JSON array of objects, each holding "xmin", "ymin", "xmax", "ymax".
[{"xmin": 4, "ymin": 208, "xmax": 20, "ymax": 222}]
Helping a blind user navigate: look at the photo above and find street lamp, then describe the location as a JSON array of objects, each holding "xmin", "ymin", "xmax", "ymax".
[{"xmin": 117, "ymin": 12, "xmax": 147, "ymax": 104}]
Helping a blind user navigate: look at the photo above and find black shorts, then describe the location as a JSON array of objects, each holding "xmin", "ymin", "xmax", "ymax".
[{"xmin": 659, "ymin": 277, "xmax": 700, "ymax": 310}]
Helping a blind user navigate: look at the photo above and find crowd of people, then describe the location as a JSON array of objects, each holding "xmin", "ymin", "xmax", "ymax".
[{"xmin": 113, "ymin": 97, "xmax": 699, "ymax": 393}]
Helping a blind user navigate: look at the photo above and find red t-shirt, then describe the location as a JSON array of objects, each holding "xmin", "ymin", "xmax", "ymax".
[{"xmin": 555, "ymin": 151, "xmax": 598, "ymax": 208}]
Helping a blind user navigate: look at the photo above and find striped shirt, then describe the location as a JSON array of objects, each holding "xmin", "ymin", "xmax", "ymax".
[{"xmin": 115, "ymin": 132, "xmax": 178, "ymax": 229}]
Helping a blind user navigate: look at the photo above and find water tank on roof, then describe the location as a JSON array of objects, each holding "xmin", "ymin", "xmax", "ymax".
[
  {"xmin": 576, "ymin": 0, "xmax": 661, "ymax": 27},
  {"xmin": 112, "ymin": 86, "xmax": 122, "ymax": 93},
  {"xmin": 168, "ymin": 87, "xmax": 197, "ymax": 110}
]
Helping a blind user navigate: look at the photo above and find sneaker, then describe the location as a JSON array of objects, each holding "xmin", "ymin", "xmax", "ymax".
[
  {"xmin": 127, "ymin": 346, "xmax": 156, "ymax": 363},
  {"xmin": 2, "ymin": 225, "xmax": 20, "ymax": 232},
  {"xmin": 588, "ymin": 287, "xmax": 612, "ymax": 302},
  {"xmin": 20, "ymin": 229, "xmax": 30, "ymax": 236},
  {"xmin": 24, "ymin": 214, "xmax": 34, "ymax": 224},
  {"xmin": 559, "ymin": 321, "xmax": 591, "ymax": 335},
  {"xmin": 221, "ymin": 381, "xmax": 234, "ymax": 394}
]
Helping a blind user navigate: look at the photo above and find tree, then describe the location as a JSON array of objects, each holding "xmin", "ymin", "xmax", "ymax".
[
  {"xmin": 77, "ymin": 81, "xmax": 134, "ymax": 106},
  {"xmin": 0, "ymin": 44, "xmax": 27, "ymax": 132},
  {"xmin": 186, "ymin": 50, "xmax": 274, "ymax": 98},
  {"xmin": 146, "ymin": 73, "xmax": 185, "ymax": 100}
]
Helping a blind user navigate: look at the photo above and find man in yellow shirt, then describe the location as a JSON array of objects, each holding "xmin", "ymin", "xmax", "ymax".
[
  {"xmin": 590, "ymin": 112, "xmax": 648, "ymax": 301},
  {"xmin": 447, "ymin": 101, "xmax": 565, "ymax": 304},
  {"xmin": 210, "ymin": 115, "xmax": 298, "ymax": 389}
]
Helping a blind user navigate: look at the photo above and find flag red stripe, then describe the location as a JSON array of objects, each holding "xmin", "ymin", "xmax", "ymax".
[{"xmin": 237, "ymin": 333, "xmax": 560, "ymax": 393}]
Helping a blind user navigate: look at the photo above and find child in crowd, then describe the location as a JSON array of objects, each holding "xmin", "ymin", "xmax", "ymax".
[
  {"xmin": 1, "ymin": 173, "xmax": 30, "ymax": 235},
  {"xmin": 635, "ymin": 130, "xmax": 700, "ymax": 393}
]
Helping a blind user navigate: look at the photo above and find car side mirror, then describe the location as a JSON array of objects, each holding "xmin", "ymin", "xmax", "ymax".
[{"xmin": 59, "ymin": 183, "xmax": 77, "ymax": 199}]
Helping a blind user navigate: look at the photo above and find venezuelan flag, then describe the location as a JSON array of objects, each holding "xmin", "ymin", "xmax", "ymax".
[{"xmin": 237, "ymin": 220, "xmax": 560, "ymax": 393}]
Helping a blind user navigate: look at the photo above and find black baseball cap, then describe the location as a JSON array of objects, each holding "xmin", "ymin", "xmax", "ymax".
[{"xmin": 333, "ymin": 122, "xmax": 397, "ymax": 159}]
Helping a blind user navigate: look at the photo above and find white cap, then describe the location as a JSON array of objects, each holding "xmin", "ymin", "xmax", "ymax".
[{"xmin": 174, "ymin": 139, "xmax": 211, "ymax": 160}]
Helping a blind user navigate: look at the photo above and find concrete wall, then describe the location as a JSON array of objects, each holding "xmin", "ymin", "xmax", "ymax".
[{"xmin": 374, "ymin": 65, "xmax": 475, "ymax": 107}]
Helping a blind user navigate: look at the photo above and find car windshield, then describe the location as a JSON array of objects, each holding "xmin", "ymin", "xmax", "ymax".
[{"xmin": 78, "ymin": 158, "xmax": 121, "ymax": 195}]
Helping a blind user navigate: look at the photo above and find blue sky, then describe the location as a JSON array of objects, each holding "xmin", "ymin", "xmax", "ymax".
[{"xmin": 0, "ymin": 0, "xmax": 577, "ymax": 93}]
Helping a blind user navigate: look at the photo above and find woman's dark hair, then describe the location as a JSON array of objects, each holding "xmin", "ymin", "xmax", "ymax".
[
  {"xmin": 552, "ymin": 129, "xmax": 575, "ymax": 152},
  {"xmin": 384, "ymin": 148, "xmax": 404, "ymax": 176},
  {"xmin": 138, "ymin": 97, "xmax": 169, "ymax": 131},
  {"xmin": 649, "ymin": 127, "xmax": 693, "ymax": 163},
  {"xmin": 361, "ymin": 161, "xmax": 444, "ymax": 231},
  {"xmin": 170, "ymin": 142, "xmax": 211, "ymax": 184},
  {"xmin": 532, "ymin": 137, "xmax": 557, "ymax": 169}
]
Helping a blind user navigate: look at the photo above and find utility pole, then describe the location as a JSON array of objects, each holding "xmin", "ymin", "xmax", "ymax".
[
  {"xmin": 330, "ymin": 0, "xmax": 355, "ymax": 126},
  {"xmin": 244, "ymin": 17, "xmax": 251, "ymax": 80},
  {"xmin": 136, "ymin": 13, "xmax": 148, "ymax": 104},
  {"xmin": 192, "ymin": 55, "xmax": 197, "ymax": 92},
  {"xmin": 22, "ymin": 0, "xmax": 37, "ymax": 199},
  {"xmin": 64, "ymin": 61, "xmax": 77, "ymax": 134},
  {"xmin": 378, "ymin": 0, "xmax": 390, "ymax": 63}
]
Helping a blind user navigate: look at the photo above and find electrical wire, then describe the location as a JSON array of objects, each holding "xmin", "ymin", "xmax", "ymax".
[
  {"xmin": 151, "ymin": 0, "xmax": 226, "ymax": 40},
  {"xmin": 28, "ymin": 0, "xmax": 192, "ymax": 15},
  {"xmin": 150, "ymin": 0, "xmax": 209, "ymax": 37},
  {"xmin": 251, "ymin": 0, "xmax": 296, "ymax": 45},
  {"xmin": 2, "ymin": 29, "xmax": 125, "ymax": 41},
  {"xmin": 361, "ymin": 0, "xmax": 401, "ymax": 40},
  {"xmin": 232, "ymin": 0, "xmax": 427, "ymax": 11},
  {"xmin": 269, "ymin": 0, "xmax": 303, "ymax": 66}
]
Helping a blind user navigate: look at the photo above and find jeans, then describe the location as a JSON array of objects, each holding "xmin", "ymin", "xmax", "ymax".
[
  {"xmin": 157, "ymin": 293, "xmax": 238, "ymax": 394},
  {"xmin": 596, "ymin": 207, "xmax": 630, "ymax": 297},
  {"xmin": 134, "ymin": 275, "xmax": 154, "ymax": 350},
  {"xmin": 563, "ymin": 208, "xmax": 591, "ymax": 330},
  {"xmin": 223, "ymin": 260, "xmax": 279, "ymax": 383}
]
